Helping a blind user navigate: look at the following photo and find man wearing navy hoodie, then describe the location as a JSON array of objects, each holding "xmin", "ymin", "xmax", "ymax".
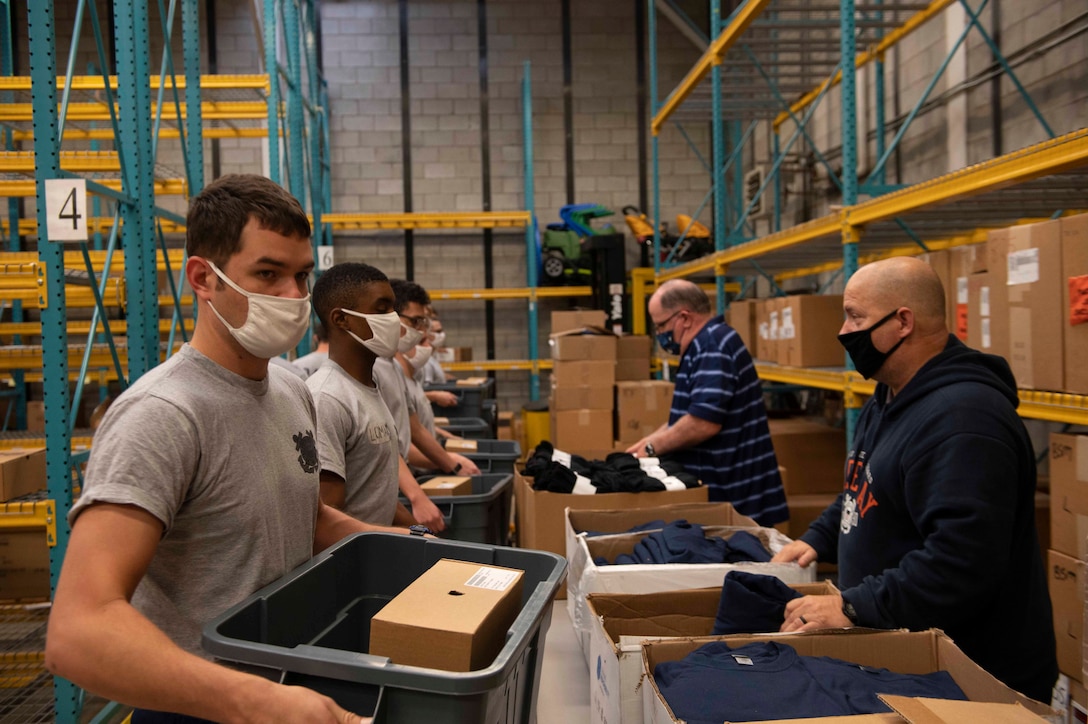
[{"xmin": 773, "ymin": 256, "xmax": 1057, "ymax": 703}]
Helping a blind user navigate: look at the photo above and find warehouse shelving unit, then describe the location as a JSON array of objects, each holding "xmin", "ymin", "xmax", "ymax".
[
  {"xmin": 3, "ymin": 0, "xmax": 331, "ymax": 720},
  {"xmin": 647, "ymin": 0, "xmax": 1088, "ymax": 434}
]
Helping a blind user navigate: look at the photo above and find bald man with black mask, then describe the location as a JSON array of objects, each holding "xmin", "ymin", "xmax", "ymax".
[{"xmin": 773, "ymin": 256, "xmax": 1057, "ymax": 703}]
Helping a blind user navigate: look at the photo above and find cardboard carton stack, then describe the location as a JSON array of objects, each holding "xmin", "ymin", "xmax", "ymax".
[
  {"xmin": 549, "ymin": 311, "xmax": 615, "ymax": 458},
  {"xmin": 615, "ymin": 335, "xmax": 652, "ymax": 381},
  {"xmin": 0, "ymin": 448, "xmax": 49, "ymax": 600},
  {"xmin": 752, "ymin": 296, "xmax": 843, "ymax": 366},
  {"xmin": 1047, "ymin": 432, "xmax": 1088, "ymax": 690},
  {"xmin": 614, "ymin": 380, "xmax": 674, "ymax": 447}
]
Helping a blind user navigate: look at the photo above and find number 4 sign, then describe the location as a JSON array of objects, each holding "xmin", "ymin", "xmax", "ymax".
[{"xmin": 45, "ymin": 178, "xmax": 89, "ymax": 242}]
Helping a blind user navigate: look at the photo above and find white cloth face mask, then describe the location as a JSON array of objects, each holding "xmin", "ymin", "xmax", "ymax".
[
  {"xmin": 206, "ymin": 260, "xmax": 311, "ymax": 359},
  {"xmin": 340, "ymin": 309, "xmax": 401, "ymax": 359},
  {"xmin": 408, "ymin": 344, "xmax": 433, "ymax": 370},
  {"xmin": 431, "ymin": 331, "xmax": 446, "ymax": 347},
  {"xmin": 398, "ymin": 324, "xmax": 424, "ymax": 354}
]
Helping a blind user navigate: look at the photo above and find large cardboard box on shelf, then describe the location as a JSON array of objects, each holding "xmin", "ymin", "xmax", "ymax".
[
  {"xmin": 513, "ymin": 470, "xmax": 708, "ymax": 559},
  {"xmin": 921, "ymin": 250, "xmax": 955, "ymax": 335},
  {"xmin": 549, "ymin": 409, "xmax": 614, "ymax": 453},
  {"xmin": 0, "ymin": 529, "xmax": 50, "ymax": 600},
  {"xmin": 771, "ymin": 297, "xmax": 789, "ymax": 364},
  {"xmin": 989, "ymin": 220, "xmax": 1063, "ymax": 390},
  {"xmin": 551, "ymin": 359, "xmax": 616, "ymax": 388},
  {"xmin": 769, "ymin": 418, "xmax": 845, "ymax": 495},
  {"xmin": 614, "ymin": 381, "xmax": 674, "ymax": 444},
  {"xmin": 1049, "ymin": 433, "xmax": 1088, "ymax": 560},
  {"xmin": 368, "ymin": 558, "xmax": 523, "ymax": 672},
  {"xmin": 587, "ymin": 581, "xmax": 839, "ymax": 724},
  {"xmin": 434, "ymin": 347, "xmax": 473, "ymax": 363},
  {"xmin": 780, "ymin": 295, "xmax": 845, "ymax": 368},
  {"xmin": 950, "ymin": 245, "xmax": 986, "ymax": 340},
  {"xmin": 966, "ymin": 273, "xmax": 993, "ymax": 352},
  {"xmin": 727, "ymin": 299, "xmax": 759, "ymax": 354},
  {"xmin": 26, "ymin": 401, "xmax": 44, "ymax": 433},
  {"xmin": 1062, "ymin": 213, "xmax": 1088, "ymax": 395},
  {"xmin": 549, "ymin": 327, "xmax": 618, "ymax": 361},
  {"xmin": 566, "ymin": 523, "xmax": 814, "ymax": 664},
  {"xmin": 985, "ymin": 227, "xmax": 1012, "ymax": 363},
  {"xmin": 551, "ymin": 309, "xmax": 606, "ymax": 335},
  {"xmin": 0, "ymin": 447, "xmax": 46, "ymax": 502},
  {"xmin": 641, "ymin": 629, "xmax": 1060, "ymax": 724},
  {"xmin": 616, "ymin": 335, "xmax": 652, "ymax": 381},
  {"xmin": 549, "ymin": 385, "xmax": 614, "ymax": 411},
  {"xmin": 754, "ymin": 298, "xmax": 777, "ymax": 362},
  {"xmin": 1047, "ymin": 548, "xmax": 1084, "ymax": 683}
]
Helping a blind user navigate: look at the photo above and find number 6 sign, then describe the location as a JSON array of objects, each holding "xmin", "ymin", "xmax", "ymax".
[{"xmin": 45, "ymin": 178, "xmax": 89, "ymax": 242}]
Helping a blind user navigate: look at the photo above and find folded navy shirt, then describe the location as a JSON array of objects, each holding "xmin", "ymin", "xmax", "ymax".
[
  {"xmin": 598, "ymin": 523, "xmax": 772, "ymax": 566},
  {"xmin": 655, "ymin": 640, "xmax": 966, "ymax": 724},
  {"xmin": 713, "ymin": 570, "xmax": 802, "ymax": 635}
]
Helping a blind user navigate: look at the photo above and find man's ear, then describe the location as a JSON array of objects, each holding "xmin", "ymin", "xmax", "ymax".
[
  {"xmin": 328, "ymin": 307, "xmax": 346, "ymax": 332},
  {"xmin": 186, "ymin": 257, "xmax": 215, "ymax": 301},
  {"xmin": 897, "ymin": 307, "xmax": 915, "ymax": 337}
]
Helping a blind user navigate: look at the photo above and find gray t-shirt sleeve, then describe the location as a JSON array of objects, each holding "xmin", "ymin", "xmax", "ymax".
[
  {"xmin": 71, "ymin": 393, "xmax": 199, "ymax": 532},
  {"xmin": 313, "ymin": 391, "xmax": 353, "ymax": 482}
]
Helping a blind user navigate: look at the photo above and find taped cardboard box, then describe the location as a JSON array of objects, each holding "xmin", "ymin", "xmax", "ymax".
[
  {"xmin": 586, "ymin": 581, "xmax": 839, "ymax": 724},
  {"xmin": 549, "ymin": 327, "xmax": 618, "ymax": 361},
  {"xmin": 950, "ymin": 245, "xmax": 986, "ymax": 340},
  {"xmin": 1004, "ymin": 219, "xmax": 1064, "ymax": 391},
  {"xmin": 641, "ymin": 629, "xmax": 1059, "ymax": 724},
  {"xmin": 728, "ymin": 299, "xmax": 760, "ymax": 354},
  {"xmin": 0, "ymin": 447, "xmax": 46, "ymax": 502},
  {"xmin": 550, "ymin": 409, "xmax": 614, "ymax": 452},
  {"xmin": 566, "ymin": 524, "xmax": 814, "ymax": 663},
  {"xmin": 552, "ymin": 309, "xmax": 607, "ymax": 334},
  {"xmin": 549, "ymin": 385, "xmax": 614, "ymax": 411},
  {"xmin": 780, "ymin": 295, "xmax": 845, "ymax": 368},
  {"xmin": 551, "ymin": 360, "xmax": 616, "ymax": 388},
  {"xmin": 615, "ymin": 381, "xmax": 674, "ymax": 444},
  {"xmin": 1048, "ymin": 548, "xmax": 1084, "ymax": 682},
  {"xmin": 616, "ymin": 335, "xmax": 652, "ymax": 381},
  {"xmin": 512, "ymin": 470, "xmax": 707, "ymax": 559},
  {"xmin": 1062, "ymin": 213, "xmax": 1088, "ymax": 395},
  {"xmin": 1048, "ymin": 433, "xmax": 1088, "ymax": 560},
  {"xmin": 369, "ymin": 558, "xmax": 523, "ymax": 672},
  {"xmin": 420, "ymin": 476, "xmax": 474, "ymax": 497},
  {"xmin": 769, "ymin": 418, "xmax": 846, "ymax": 495}
]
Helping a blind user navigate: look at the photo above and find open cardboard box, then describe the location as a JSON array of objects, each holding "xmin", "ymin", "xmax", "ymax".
[
  {"xmin": 586, "ymin": 582, "xmax": 839, "ymax": 724},
  {"xmin": 641, "ymin": 629, "xmax": 1059, "ymax": 723},
  {"xmin": 566, "ymin": 522, "xmax": 814, "ymax": 664}
]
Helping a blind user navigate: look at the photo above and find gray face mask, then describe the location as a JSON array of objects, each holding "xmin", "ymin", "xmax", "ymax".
[{"xmin": 340, "ymin": 309, "xmax": 400, "ymax": 359}]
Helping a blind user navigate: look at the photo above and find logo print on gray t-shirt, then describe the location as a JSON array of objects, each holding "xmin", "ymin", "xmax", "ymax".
[{"xmin": 293, "ymin": 429, "xmax": 319, "ymax": 473}]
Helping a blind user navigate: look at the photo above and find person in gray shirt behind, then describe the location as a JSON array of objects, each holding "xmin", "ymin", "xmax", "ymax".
[{"xmin": 46, "ymin": 174, "xmax": 397, "ymax": 724}]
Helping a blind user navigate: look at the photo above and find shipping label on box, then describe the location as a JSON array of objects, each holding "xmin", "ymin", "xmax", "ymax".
[
  {"xmin": 1048, "ymin": 549, "xmax": 1084, "ymax": 682},
  {"xmin": 369, "ymin": 558, "xmax": 523, "ymax": 672},
  {"xmin": 615, "ymin": 381, "xmax": 674, "ymax": 444}
]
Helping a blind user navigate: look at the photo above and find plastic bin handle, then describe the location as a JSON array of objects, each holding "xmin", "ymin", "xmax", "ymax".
[
  {"xmin": 438, "ymin": 502, "xmax": 454, "ymax": 526},
  {"xmin": 278, "ymin": 645, "xmax": 392, "ymax": 671}
]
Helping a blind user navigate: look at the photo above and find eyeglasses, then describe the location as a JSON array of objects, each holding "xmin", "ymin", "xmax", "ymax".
[
  {"xmin": 399, "ymin": 314, "xmax": 432, "ymax": 331},
  {"xmin": 651, "ymin": 310, "xmax": 682, "ymax": 333}
]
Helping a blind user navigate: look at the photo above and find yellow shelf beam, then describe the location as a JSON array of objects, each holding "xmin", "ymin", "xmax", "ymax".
[
  {"xmin": 848, "ymin": 129, "xmax": 1088, "ymax": 227},
  {"xmin": 0, "ymin": 500, "xmax": 56, "ymax": 548},
  {"xmin": 773, "ymin": 0, "xmax": 957, "ymax": 130},
  {"xmin": 655, "ymin": 213, "xmax": 840, "ymax": 283},
  {"xmin": 0, "ymin": 248, "xmax": 187, "ymax": 270},
  {"xmin": 0, "ymin": 150, "xmax": 123, "ymax": 173},
  {"xmin": 651, "ymin": 0, "xmax": 772, "ymax": 135},
  {"xmin": 0, "ymin": 178, "xmax": 187, "ymax": 197},
  {"xmin": 11, "ymin": 127, "xmax": 271, "ymax": 142},
  {"xmin": 0, "ymin": 319, "xmax": 193, "ymax": 337},
  {"xmin": 0, "ymin": 437, "xmax": 94, "ymax": 451},
  {"xmin": 0, "ymin": 73, "xmax": 269, "ymax": 92},
  {"xmin": 443, "ymin": 359, "xmax": 554, "ymax": 373},
  {"xmin": 0, "ymin": 101, "xmax": 270, "ymax": 123},
  {"xmin": 429, "ymin": 286, "xmax": 592, "ymax": 301},
  {"xmin": 322, "ymin": 211, "xmax": 531, "ymax": 230}
]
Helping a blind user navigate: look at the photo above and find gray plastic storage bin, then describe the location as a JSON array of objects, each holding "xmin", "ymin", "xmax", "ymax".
[
  {"xmin": 203, "ymin": 533, "xmax": 566, "ymax": 724},
  {"xmin": 412, "ymin": 472, "xmax": 514, "ymax": 545},
  {"xmin": 456, "ymin": 439, "xmax": 521, "ymax": 474},
  {"xmin": 427, "ymin": 378, "xmax": 495, "ymax": 419},
  {"xmin": 438, "ymin": 416, "xmax": 492, "ymax": 440}
]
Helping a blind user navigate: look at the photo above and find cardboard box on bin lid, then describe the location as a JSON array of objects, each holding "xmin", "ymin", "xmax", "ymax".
[{"xmin": 369, "ymin": 558, "xmax": 523, "ymax": 672}]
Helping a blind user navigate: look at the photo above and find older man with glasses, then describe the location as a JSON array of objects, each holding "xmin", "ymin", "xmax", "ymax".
[{"xmin": 627, "ymin": 279, "xmax": 787, "ymax": 526}]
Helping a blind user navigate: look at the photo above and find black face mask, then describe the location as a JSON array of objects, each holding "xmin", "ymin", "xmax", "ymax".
[{"xmin": 837, "ymin": 309, "xmax": 904, "ymax": 379}]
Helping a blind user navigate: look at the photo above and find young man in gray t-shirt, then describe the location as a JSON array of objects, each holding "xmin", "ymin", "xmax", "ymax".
[
  {"xmin": 307, "ymin": 262, "xmax": 432, "ymax": 529},
  {"xmin": 47, "ymin": 175, "xmax": 389, "ymax": 724}
]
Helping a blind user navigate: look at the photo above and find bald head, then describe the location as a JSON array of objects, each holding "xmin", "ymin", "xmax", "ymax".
[
  {"xmin": 847, "ymin": 257, "xmax": 946, "ymax": 332},
  {"xmin": 652, "ymin": 279, "xmax": 712, "ymax": 316}
]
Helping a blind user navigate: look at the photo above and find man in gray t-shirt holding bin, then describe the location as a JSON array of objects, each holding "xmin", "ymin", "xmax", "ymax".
[{"xmin": 46, "ymin": 175, "xmax": 398, "ymax": 724}]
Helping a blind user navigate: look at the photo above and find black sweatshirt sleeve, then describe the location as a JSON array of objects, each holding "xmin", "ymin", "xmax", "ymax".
[{"xmin": 800, "ymin": 492, "xmax": 843, "ymax": 563}]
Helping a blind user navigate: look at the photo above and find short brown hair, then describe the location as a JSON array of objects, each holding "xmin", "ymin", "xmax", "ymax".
[{"xmin": 185, "ymin": 174, "xmax": 311, "ymax": 264}]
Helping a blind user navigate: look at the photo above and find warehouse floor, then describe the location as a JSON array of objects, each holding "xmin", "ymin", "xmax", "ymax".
[{"xmin": 537, "ymin": 600, "xmax": 590, "ymax": 721}]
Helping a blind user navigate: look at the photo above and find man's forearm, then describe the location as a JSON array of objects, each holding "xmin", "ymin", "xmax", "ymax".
[
  {"xmin": 646, "ymin": 414, "xmax": 720, "ymax": 455},
  {"xmin": 313, "ymin": 501, "xmax": 404, "ymax": 554},
  {"xmin": 409, "ymin": 414, "xmax": 457, "ymax": 472}
]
